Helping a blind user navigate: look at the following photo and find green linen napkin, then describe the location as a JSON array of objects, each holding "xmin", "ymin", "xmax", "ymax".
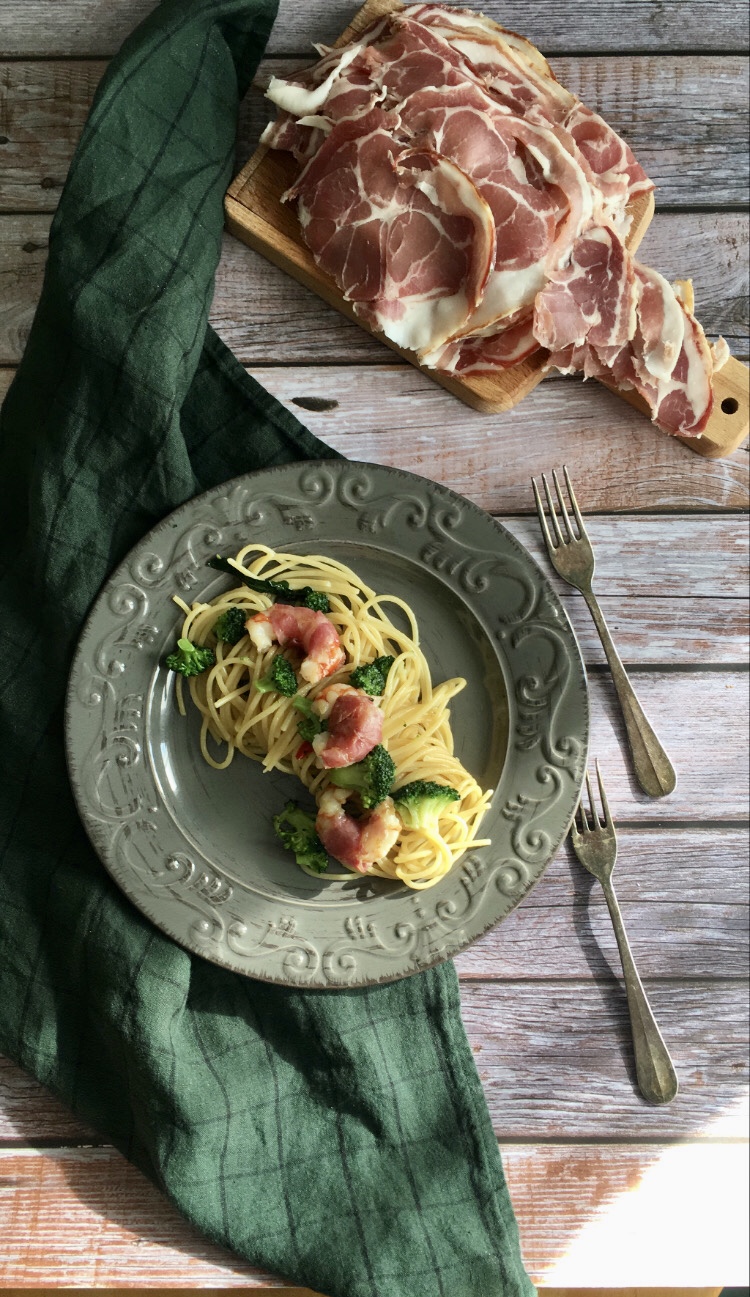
[{"xmin": 0, "ymin": 2, "xmax": 534, "ymax": 1293}]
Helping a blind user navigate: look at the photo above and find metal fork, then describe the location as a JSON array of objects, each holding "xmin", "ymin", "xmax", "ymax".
[
  {"xmin": 533, "ymin": 466, "xmax": 676, "ymax": 798},
  {"xmin": 570, "ymin": 762, "xmax": 679, "ymax": 1105}
]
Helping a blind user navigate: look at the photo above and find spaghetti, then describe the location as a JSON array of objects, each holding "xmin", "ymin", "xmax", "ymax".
[{"xmin": 172, "ymin": 543, "xmax": 492, "ymax": 888}]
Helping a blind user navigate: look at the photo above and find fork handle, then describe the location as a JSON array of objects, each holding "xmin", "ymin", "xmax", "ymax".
[
  {"xmin": 602, "ymin": 877, "xmax": 679, "ymax": 1105},
  {"xmin": 583, "ymin": 590, "xmax": 677, "ymax": 798}
]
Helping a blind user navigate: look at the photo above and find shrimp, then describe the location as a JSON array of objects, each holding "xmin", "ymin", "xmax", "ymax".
[
  {"xmin": 315, "ymin": 786, "xmax": 401, "ymax": 873},
  {"xmin": 245, "ymin": 603, "xmax": 345, "ymax": 684},
  {"xmin": 311, "ymin": 685, "xmax": 384, "ymax": 768}
]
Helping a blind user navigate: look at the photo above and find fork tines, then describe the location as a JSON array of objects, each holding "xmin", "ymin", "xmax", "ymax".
[
  {"xmin": 532, "ymin": 465, "xmax": 587, "ymax": 553},
  {"xmin": 573, "ymin": 758, "xmax": 615, "ymax": 836}
]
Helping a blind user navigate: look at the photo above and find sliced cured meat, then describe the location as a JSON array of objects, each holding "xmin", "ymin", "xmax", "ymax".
[
  {"xmin": 565, "ymin": 103, "xmax": 653, "ymax": 206},
  {"xmin": 399, "ymin": 82, "xmax": 591, "ymax": 334},
  {"xmin": 533, "ymin": 225, "xmax": 637, "ymax": 354},
  {"xmin": 403, "ymin": 3, "xmax": 575, "ymax": 121},
  {"xmin": 427, "ymin": 311, "xmax": 539, "ymax": 373},
  {"xmin": 287, "ymin": 109, "xmax": 495, "ymax": 354},
  {"xmin": 536, "ymin": 231, "xmax": 719, "ymax": 437},
  {"xmin": 613, "ymin": 301, "xmax": 715, "ymax": 437},
  {"xmin": 313, "ymin": 690, "xmax": 384, "ymax": 768},
  {"xmin": 403, "ymin": 4, "xmax": 557, "ymax": 80},
  {"xmin": 632, "ymin": 263, "xmax": 686, "ymax": 384}
]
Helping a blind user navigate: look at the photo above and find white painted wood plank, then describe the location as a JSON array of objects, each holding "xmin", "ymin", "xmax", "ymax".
[
  {"xmin": 2, "ymin": 212, "xmax": 747, "ymax": 367},
  {"xmin": 0, "ymin": 1124, "xmax": 746, "ymax": 1286},
  {"xmin": 3, "ymin": 362, "xmax": 748, "ymax": 512},
  {"xmin": 463, "ymin": 980, "xmax": 748, "ymax": 1139},
  {"xmin": 245, "ymin": 365, "xmax": 750, "ymax": 511},
  {"xmin": 2, "ymin": 55, "xmax": 747, "ymax": 213},
  {"xmin": 502, "ymin": 516, "xmax": 749, "ymax": 598},
  {"xmin": 2, "ymin": 0, "xmax": 746, "ymax": 57},
  {"xmin": 503, "ymin": 1141, "xmax": 750, "ymax": 1288},
  {"xmin": 0, "ymin": 980, "xmax": 746, "ymax": 1146},
  {"xmin": 584, "ymin": 670, "xmax": 749, "ymax": 820},
  {"xmin": 211, "ymin": 214, "xmax": 748, "ymax": 365}
]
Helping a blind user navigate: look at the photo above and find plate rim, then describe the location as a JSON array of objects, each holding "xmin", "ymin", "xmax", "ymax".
[{"xmin": 64, "ymin": 458, "xmax": 589, "ymax": 988}]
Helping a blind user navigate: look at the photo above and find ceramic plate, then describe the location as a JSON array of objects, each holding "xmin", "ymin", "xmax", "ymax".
[{"xmin": 65, "ymin": 460, "xmax": 588, "ymax": 987}]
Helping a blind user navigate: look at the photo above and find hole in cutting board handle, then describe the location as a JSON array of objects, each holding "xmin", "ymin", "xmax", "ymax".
[{"xmin": 721, "ymin": 397, "xmax": 740, "ymax": 415}]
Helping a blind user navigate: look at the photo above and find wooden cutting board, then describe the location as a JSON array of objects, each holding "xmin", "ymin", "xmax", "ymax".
[{"xmin": 225, "ymin": 0, "xmax": 749, "ymax": 459}]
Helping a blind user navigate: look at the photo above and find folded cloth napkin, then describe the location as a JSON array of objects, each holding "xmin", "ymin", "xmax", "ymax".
[{"xmin": 0, "ymin": 1, "xmax": 535, "ymax": 1293}]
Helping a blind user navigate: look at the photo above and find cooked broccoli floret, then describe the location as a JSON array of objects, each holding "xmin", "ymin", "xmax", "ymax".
[
  {"xmin": 349, "ymin": 654, "xmax": 395, "ymax": 695},
  {"xmin": 329, "ymin": 744, "xmax": 396, "ymax": 809},
  {"xmin": 392, "ymin": 780, "xmax": 460, "ymax": 830},
  {"xmin": 165, "ymin": 637, "xmax": 215, "ymax": 677},
  {"xmin": 292, "ymin": 695, "xmax": 327, "ymax": 741},
  {"xmin": 302, "ymin": 589, "xmax": 330, "ymax": 612},
  {"xmin": 273, "ymin": 800, "xmax": 328, "ymax": 875},
  {"xmin": 207, "ymin": 556, "xmax": 330, "ymax": 612},
  {"xmin": 212, "ymin": 606, "xmax": 246, "ymax": 644},
  {"xmin": 255, "ymin": 654, "xmax": 298, "ymax": 697}
]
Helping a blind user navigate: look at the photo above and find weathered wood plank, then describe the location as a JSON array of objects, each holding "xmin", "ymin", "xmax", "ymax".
[
  {"xmin": 2, "ymin": 212, "xmax": 746, "ymax": 367},
  {"xmin": 464, "ymin": 980, "xmax": 749, "ymax": 1139},
  {"xmin": 2, "ymin": 361, "xmax": 748, "ymax": 511},
  {"xmin": 503, "ymin": 516, "xmax": 749, "ymax": 598},
  {"xmin": 0, "ymin": 1122, "xmax": 746, "ymax": 1285},
  {"xmin": 0, "ymin": 61, "xmax": 105, "ymax": 212},
  {"xmin": 238, "ymin": 55, "xmax": 749, "ymax": 209},
  {"xmin": 2, "ymin": 0, "xmax": 747, "ymax": 57},
  {"xmin": 455, "ymin": 827, "xmax": 749, "ymax": 980},
  {"xmin": 211, "ymin": 214, "xmax": 749, "ymax": 367},
  {"xmin": 1, "ymin": 980, "xmax": 746, "ymax": 1146},
  {"xmin": 275, "ymin": 369, "xmax": 750, "ymax": 510},
  {"xmin": 0, "ymin": 824, "xmax": 747, "ymax": 1136},
  {"xmin": 584, "ymin": 670, "xmax": 749, "ymax": 821},
  {"xmin": 503, "ymin": 1142, "xmax": 749, "ymax": 1287},
  {"xmin": 247, "ymin": 365, "xmax": 750, "ymax": 509},
  {"xmin": 3, "ymin": 55, "xmax": 746, "ymax": 214}
]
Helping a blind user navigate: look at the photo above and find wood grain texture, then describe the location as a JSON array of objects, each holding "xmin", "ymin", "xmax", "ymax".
[
  {"xmin": 226, "ymin": 160, "xmax": 653, "ymax": 416},
  {"xmin": 252, "ymin": 366, "xmax": 750, "ymax": 510},
  {"xmin": 239, "ymin": 55, "xmax": 749, "ymax": 211},
  {"xmin": 0, "ymin": 61, "xmax": 105, "ymax": 213},
  {"xmin": 2, "ymin": 54, "xmax": 747, "ymax": 214},
  {"xmin": 2, "ymin": 0, "xmax": 748, "ymax": 57},
  {"xmin": 585, "ymin": 670, "xmax": 748, "ymax": 820},
  {"xmin": 3, "ymin": 213, "xmax": 746, "ymax": 368},
  {"xmin": 463, "ymin": 979, "xmax": 749, "ymax": 1139},
  {"xmin": 0, "ymin": 1138, "xmax": 747, "ymax": 1286},
  {"xmin": 214, "ymin": 211, "xmax": 750, "ymax": 366},
  {"xmin": 6, "ymin": 364, "xmax": 750, "ymax": 512},
  {"xmin": 0, "ymin": 828, "xmax": 744, "ymax": 1134},
  {"xmin": 0, "ymin": 820, "xmax": 747, "ymax": 1134}
]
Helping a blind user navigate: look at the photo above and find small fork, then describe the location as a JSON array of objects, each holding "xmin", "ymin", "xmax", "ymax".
[
  {"xmin": 570, "ymin": 762, "xmax": 679, "ymax": 1105},
  {"xmin": 533, "ymin": 466, "xmax": 676, "ymax": 798}
]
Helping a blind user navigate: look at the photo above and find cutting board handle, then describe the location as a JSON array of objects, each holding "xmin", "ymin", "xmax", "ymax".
[
  {"xmin": 601, "ymin": 353, "xmax": 749, "ymax": 458},
  {"xmin": 677, "ymin": 354, "xmax": 750, "ymax": 458}
]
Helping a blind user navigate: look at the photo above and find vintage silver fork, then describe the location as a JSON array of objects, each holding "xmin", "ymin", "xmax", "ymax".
[
  {"xmin": 532, "ymin": 466, "xmax": 676, "ymax": 798},
  {"xmin": 570, "ymin": 762, "xmax": 679, "ymax": 1105}
]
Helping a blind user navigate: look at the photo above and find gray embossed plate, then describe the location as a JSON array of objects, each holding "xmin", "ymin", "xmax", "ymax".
[{"xmin": 65, "ymin": 461, "xmax": 588, "ymax": 988}]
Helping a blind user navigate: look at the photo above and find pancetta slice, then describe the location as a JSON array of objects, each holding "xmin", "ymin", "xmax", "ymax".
[
  {"xmin": 426, "ymin": 310, "xmax": 539, "ymax": 373},
  {"xmin": 564, "ymin": 102, "xmax": 654, "ymax": 208},
  {"xmin": 286, "ymin": 109, "xmax": 496, "ymax": 354},
  {"xmin": 535, "ymin": 228, "xmax": 722, "ymax": 437},
  {"xmin": 399, "ymin": 82, "xmax": 592, "ymax": 335},
  {"xmin": 533, "ymin": 225, "xmax": 638, "ymax": 355},
  {"xmin": 402, "ymin": 3, "xmax": 575, "ymax": 121}
]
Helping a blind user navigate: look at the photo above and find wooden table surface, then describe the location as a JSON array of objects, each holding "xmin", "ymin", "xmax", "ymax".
[{"xmin": 1, "ymin": 0, "xmax": 748, "ymax": 1289}]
